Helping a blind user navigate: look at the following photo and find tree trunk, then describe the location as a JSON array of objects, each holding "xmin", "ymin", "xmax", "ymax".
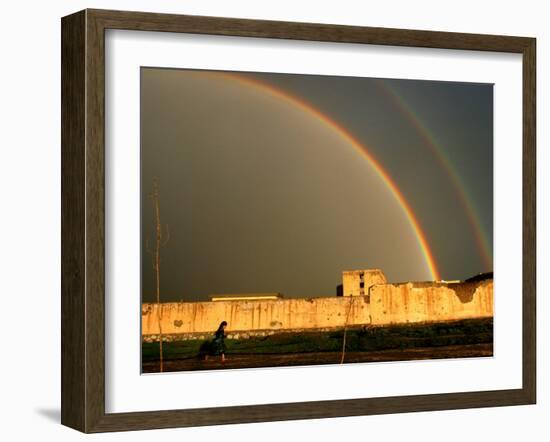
[
  {"xmin": 152, "ymin": 181, "xmax": 164, "ymax": 373},
  {"xmin": 340, "ymin": 296, "xmax": 355, "ymax": 364}
]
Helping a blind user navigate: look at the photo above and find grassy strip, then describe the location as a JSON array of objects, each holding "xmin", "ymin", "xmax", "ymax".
[{"xmin": 142, "ymin": 318, "xmax": 493, "ymax": 362}]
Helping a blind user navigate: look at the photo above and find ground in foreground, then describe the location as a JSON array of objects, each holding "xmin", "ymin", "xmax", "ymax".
[
  {"xmin": 142, "ymin": 343, "xmax": 492, "ymax": 373},
  {"xmin": 142, "ymin": 318, "xmax": 493, "ymax": 373}
]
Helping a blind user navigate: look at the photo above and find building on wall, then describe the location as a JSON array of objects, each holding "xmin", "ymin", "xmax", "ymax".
[
  {"xmin": 209, "ymin": 293, "xmax": 284, "ymax": 302},
  {"xmin": 341, "ymin": 269, "xmax": 387, "ymax": 298}
]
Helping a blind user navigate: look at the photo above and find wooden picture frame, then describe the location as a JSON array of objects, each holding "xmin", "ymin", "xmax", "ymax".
[{"xmin": 61, "ymin": 8, "xmax": 536, "ymax": 433}]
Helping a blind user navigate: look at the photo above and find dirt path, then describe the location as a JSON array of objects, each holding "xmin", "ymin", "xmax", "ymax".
[{"xmin": 142, "ymin": 343, "xmax": 493, "ymax": 373}]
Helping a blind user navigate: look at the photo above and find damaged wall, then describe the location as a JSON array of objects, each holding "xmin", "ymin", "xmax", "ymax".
[{"xmin": 368, "ymin": 279, "xmax": 493, "ymax": 325}]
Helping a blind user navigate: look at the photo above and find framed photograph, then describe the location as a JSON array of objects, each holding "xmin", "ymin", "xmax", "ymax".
[{"xmin": 61, "ymin": 9, "xmax": 536, "ymax": 433}]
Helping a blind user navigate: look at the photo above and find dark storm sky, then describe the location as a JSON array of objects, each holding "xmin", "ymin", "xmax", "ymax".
[{"xmin": 141, "ymin": 68, "xmax": 493, "ymax": 302}]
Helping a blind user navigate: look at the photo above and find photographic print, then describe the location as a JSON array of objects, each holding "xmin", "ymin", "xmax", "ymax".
[{"xmin": 140, "ymin": 68, "xmax": 494, "ymax": 374}]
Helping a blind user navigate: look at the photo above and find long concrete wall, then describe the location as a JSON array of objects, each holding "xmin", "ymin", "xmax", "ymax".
[
  {"xmin": 142, "ymin": 279, "xmax": 493, "ymax": 338},
  {"xmin": 142, "ymin": 296, "xmax": 371, "ymax": 336}
]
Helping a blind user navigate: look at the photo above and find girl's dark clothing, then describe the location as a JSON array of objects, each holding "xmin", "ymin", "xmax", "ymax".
[{"xmin": 211, "ymin": 329, "xmax": 226, "ymax": 356}]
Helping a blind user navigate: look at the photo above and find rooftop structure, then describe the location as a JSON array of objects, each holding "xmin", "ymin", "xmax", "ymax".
[
  {"xmin": 209, "ymin": 293, "xmax": 284, "ymax": 302},
  {"xmin": 341, "ymin": 269, "xmax": 387, "ymax": 297}
]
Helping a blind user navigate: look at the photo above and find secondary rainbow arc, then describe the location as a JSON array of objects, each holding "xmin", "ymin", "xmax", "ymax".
[
  {"xmin": 206, "ymin": 71, "xmax": 441, "ymax": 281},
  {"xmin": 380, "ymin": 81, "xmax": 492, "ymax": 271}
]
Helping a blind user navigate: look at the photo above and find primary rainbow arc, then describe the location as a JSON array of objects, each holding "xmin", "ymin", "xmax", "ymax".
[{"xmin": 208, "ymin": 71, "xmax": 441, "ymax": 281}]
